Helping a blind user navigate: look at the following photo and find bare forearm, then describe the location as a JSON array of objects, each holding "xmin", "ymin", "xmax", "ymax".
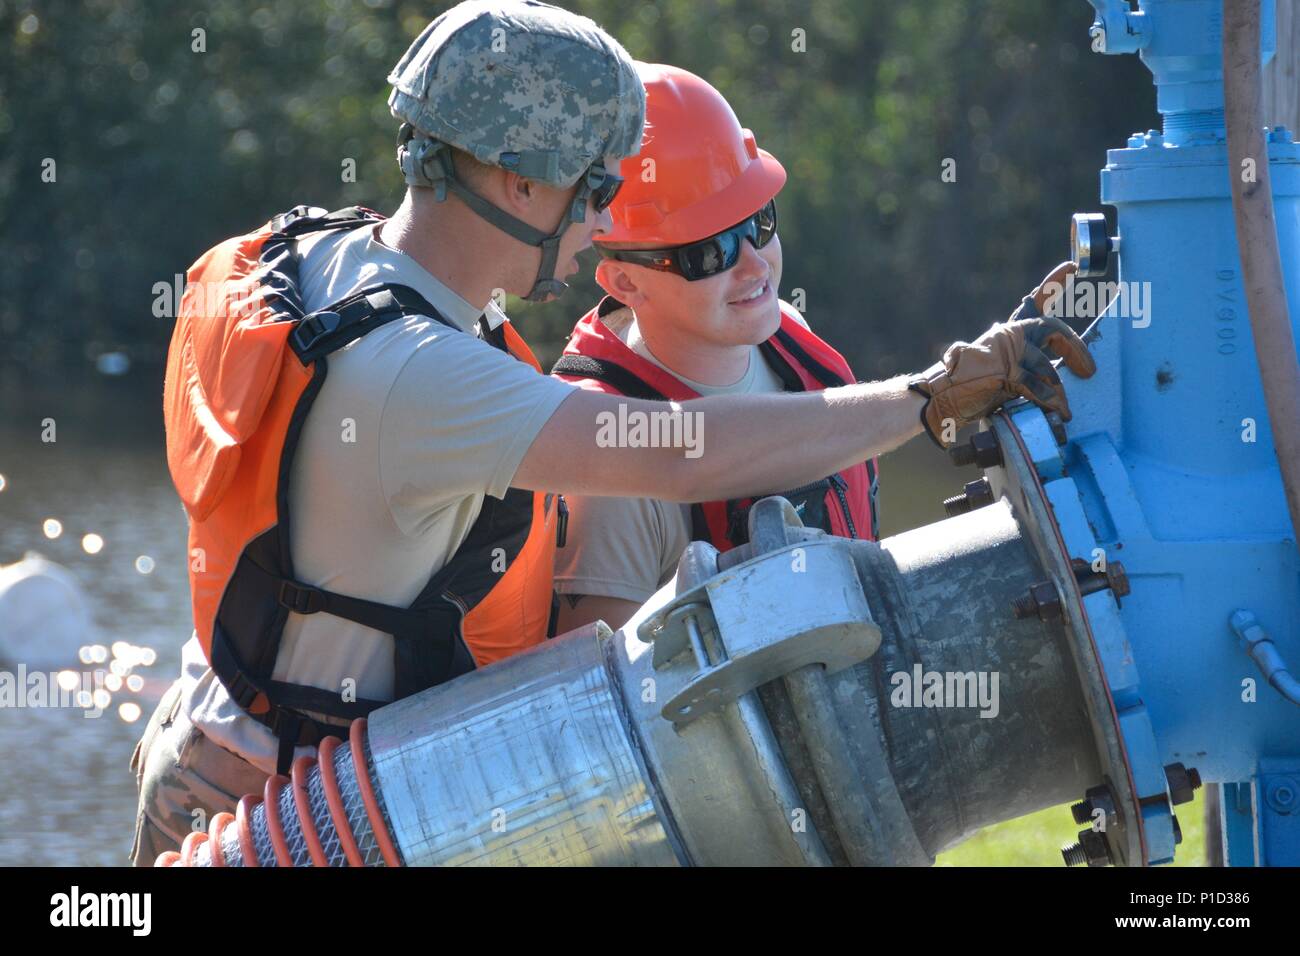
[
  {"xmin": 514, "ymin": 377, "xmax": 924, "ymax": 501},
  {"xmin": 660, "ymin": 376, "xmax": 924, "ymax": 501}
]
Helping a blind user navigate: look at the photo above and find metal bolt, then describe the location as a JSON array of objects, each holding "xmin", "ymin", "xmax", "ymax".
[
  {"xmin": 1106, "ymin": 561, "xmax": 1131, "ymax": 599},
  {"xmin": 1082, "ymin": 828, "xmax": 1113, "ymax": 865},
  {"xmin": 948, "ymin": 444, "xmax": 977, "ymax": 468},
  {"xmin": 1070, "ymin": 783, "xmax": 1118, "ymax": 829},
  {"xmin": 1063, "ymin": 828, "xmax": 1112, "ymax": 867},
  {"xmin": 1011, "ymin": 580, "xmax": 1062, "ymax": 621},
  {"xmin": 942, "ymin": 477, "xmax": 995, "ymax": 517},
  {"xmin": 967, "ymin": 477, "xmax": 994, "ymax": 509},
  {"xmin": 1164, "ymin": 763, "xmax": 1202, "ymax": 806},
  {"xmin": 942, "ymin": 491, "xmax": 969, "ymax": 516},
  {"xmin": 1062, "ymin": 842, "xmax": 1088, "ymax": 867},
  {"xmin": 1264, "ymin": 777, "xmax": 1298, "ymax": 813},
  {"xmin": 947, "ymin": 429, "xmax": 1004, "ymax": 469},
  {"xmin": 1071, "ymin": 558, "xmax": 1131, "ymax": 606}
]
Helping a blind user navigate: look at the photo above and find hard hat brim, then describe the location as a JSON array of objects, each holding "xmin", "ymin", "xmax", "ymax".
[{"xmin": 598, "ymin": 147, "xmax": 787, "ymax": 250}]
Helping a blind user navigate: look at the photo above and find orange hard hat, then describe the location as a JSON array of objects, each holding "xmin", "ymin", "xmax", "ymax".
[{"xmin": 597, "ymin": 62, "xmax": 786, "ymax": 249}]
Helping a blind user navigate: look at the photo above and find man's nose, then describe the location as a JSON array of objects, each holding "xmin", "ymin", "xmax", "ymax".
[
  {"xmin": 592, "ymin": 203, "xmax": 614, "ymax": 236},
  {"xmin": 733, "ymin": 238, "xmax": 767, "ymax": 278}
]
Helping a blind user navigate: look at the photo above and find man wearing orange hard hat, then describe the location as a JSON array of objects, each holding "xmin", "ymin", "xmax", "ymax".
[{"xmin": 551, "ymin": 63, "xmax": 1089, "ymax": 632}]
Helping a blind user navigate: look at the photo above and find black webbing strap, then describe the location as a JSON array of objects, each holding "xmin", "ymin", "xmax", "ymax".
[
  {"xmin": 276, "ymin": 712, "xmax": 302, "ymax": 776},
  {"xmin": 767, "ymin": 328, "xmax": 878, "ymax": 526},
  {"xmin": 290, "ymin": 283, "xmax": 453, "ymax": 363},
  {"xmin": 271, "ymin": 204, "xmax": 381, "ymax": 239},
  {"xmin": 772, "ymin": 327, "xmax": 849, "ymax": 388},
  {"xmin": 256, "ymin": 275, "xmax": 463, "ymax": 772},
  {"xmin": 247, "ymin": 575, "xmax": 466, "ymax": 774},
  {"xmin": 275, "ymin": 578, "xmax": 464, "ymax": 697},
  {"xmin": 550, "ymin": 354, "xmax": 668, "ymax": 402},
  {"xmin": 477, "ymin": 315, "xmax": 510, "ymax": 352},
  {"xmin": 259, "ymin": 706, "xmax": 350, "ymax": 778},
  {"xmin": 757, "ymin": 339, "xmax": 807, "ymax": 393},
  {"xmin": 222, "ymin": 660, "xmax": 376, "ymax": 776}
]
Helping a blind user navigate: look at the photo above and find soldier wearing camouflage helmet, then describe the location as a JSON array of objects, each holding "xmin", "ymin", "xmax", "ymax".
[
  {"xmin": 388, "ymin": 0, "xmax": 644, "ymax": 300},
  {"xmin": 131, "ymin": 0, "xmax": 650, "ymax": 866},
  {"xmin": 131, "ymin": 0, "xmax": 1095, "ymax": 867}
]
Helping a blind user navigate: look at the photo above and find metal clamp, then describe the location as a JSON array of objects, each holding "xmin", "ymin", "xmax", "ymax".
[{"xmin": 638, "ymin": 535, "xmax": 881, "ymax": 727}]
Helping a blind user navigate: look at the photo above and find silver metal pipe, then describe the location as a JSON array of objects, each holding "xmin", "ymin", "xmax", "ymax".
[{"xmin": 184, "ymin": 493, "xmax": 1102, "ymax": 867}]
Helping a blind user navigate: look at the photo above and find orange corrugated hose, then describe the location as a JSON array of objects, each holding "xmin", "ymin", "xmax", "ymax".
[{"xmin": 156, "ymin": 718, "xmax": 399, "ymax": 867}]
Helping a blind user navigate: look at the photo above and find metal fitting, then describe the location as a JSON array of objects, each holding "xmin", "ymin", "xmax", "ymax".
[
  {"xmin": 1062, "ymin": 827, "xmax": 1112, "ymax": 867},
  {"xmin": 1163, "ymin": 762, "xmax": 1202, "ymax": 806},
  {"xmin": 1070, "ymin": 783, "xmax": 1118, "ymax": 830},
  {"xmin": 1264, "ymin": 777, "xmax": 1298, "ymax": 815},
  {"xmin": 1011, "ymin": 580, "xmax": 1062, "ymax": 622},
  {"xmin": 947, "ymin": 429, "xmax": 1004, "ymax": 469},
  {"xmin": 943, "ymin": 477, "xmax": 995, "ymax": 517},
  {"xmin": 1071, "ymin": 558, "xmax": 1131, "ymax": 606}
]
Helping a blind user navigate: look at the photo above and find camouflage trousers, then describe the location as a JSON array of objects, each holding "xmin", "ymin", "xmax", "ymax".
[{"xmin": 128, "ymin": 679, "xmax": 269, "ymax": 866}]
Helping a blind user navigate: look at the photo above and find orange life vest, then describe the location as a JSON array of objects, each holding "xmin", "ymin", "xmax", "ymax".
[
  {"xmin": 552, "ymin": 296, "xmax": 879, "ymax": 550},
  {"xmin": 163, "ymin": 205, "xmax": 560, "ymax": 772}
]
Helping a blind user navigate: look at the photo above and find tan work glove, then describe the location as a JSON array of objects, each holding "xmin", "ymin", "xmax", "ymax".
[{"xmin": 908, "ymin": 262, "xmax": 1097, "ymax": 448}]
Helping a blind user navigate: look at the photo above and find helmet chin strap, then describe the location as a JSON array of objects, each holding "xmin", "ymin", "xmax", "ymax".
[{"xmin": 397, "ymin": 126, "xmax": 592, "ymax": 302}]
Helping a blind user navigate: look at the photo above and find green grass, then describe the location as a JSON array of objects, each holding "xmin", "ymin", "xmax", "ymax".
[{"xmin": 936, "ymin": 791, "xmax": 1207, "ymax": 866}]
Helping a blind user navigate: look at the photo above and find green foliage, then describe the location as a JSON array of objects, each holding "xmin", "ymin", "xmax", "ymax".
[
  {"xmin": 0, "ymin": 0, "xmax": 1155, "ymax": 381},
  {"xmin": 937, "ymin": 793, "xmax": 1208, "ymax": 867}
]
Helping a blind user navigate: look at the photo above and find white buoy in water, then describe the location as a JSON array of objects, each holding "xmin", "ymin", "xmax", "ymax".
[{"xmin": 0, "ymin": 552, "xmax": 94, "ymax": 669}]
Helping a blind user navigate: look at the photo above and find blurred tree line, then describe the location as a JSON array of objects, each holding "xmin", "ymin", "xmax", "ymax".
[{"xmin": 0, "ymin": 0, "xmax": 1156, "ymax": 402}]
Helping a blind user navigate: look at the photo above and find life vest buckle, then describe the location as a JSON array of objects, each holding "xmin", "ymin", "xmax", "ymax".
[
  {"xmin": 291, "ymin": 310, "xmax": 343, "ymax": 357},
  {"xmin": 278, "ymin": 580, "xmax": 326, "ymax": 615},
  {"xmin": 225, "ymin": 669, "xmax": 261, "ymax": 711}
]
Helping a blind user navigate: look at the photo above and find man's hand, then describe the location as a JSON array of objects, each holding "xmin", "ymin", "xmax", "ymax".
[{"xmin": 907, "ymin": 262, "xmax": 1097, "ymax": 448}]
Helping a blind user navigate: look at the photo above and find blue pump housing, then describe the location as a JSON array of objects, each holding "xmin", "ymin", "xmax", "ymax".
[{"xmin": 1001, "ymin": 0, "xmax": 1300, "ymax": 865}]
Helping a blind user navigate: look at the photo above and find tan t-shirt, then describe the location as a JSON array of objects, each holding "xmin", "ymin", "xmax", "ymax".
[
  {"xmin": 177, "ymin": 221, "xmax": 575, "ymax": 773},
  {"xmin": 552, "ymin": 303, "xmax": 805, "ymax": 605}
]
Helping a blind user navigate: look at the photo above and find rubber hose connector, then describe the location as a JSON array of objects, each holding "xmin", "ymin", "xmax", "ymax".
[{"xmin": 156, "ymin": 718, "xmax": 401, "ymax": 867}]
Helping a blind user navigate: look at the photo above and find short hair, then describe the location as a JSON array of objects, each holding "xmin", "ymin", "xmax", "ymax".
[{"xmin": 450, "ymin": 146, "xmax": 497, "ymax": 189}]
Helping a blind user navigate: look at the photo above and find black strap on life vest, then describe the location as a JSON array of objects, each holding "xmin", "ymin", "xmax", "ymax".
[
  {"xmin": 550, "ymin": 354, "xmax": 668, "ymax": 402},
  {"xmin": 764, "ymin": 327, "xmax": 878, "ymax": 528},
  {"xmin": 769, "ymin": 327, "xmax": 847, "ymax": 388}
]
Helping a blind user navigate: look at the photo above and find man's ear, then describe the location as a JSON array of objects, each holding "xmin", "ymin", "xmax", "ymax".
[
  {"xmin": 595, "ymin": 258, "xmax": 646, "ymax": 306},
  {"xmin": 499, "ymin": 170, "xmax": 536, "ymax": 214}
]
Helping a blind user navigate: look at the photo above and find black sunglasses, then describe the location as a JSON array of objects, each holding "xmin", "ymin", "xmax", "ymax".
[{"xmin": 597, "ymin": 199, "xmax": 777, "ymax": 281}]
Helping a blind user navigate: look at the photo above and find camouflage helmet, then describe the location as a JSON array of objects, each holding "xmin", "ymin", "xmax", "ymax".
[{"xmin": 388, "ymin": 0, "xmax": 646, "ymax": 190}]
